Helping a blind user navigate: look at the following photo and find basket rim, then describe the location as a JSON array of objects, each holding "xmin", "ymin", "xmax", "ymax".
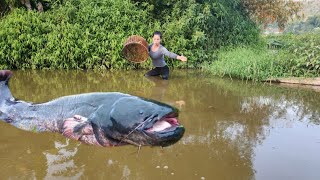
[
  {"xmin": 123, "ymin": 42, "xmax": 148, "ymax": 50},
  {"xmin": 124, "ymin": 35, "xmax": 148, "ymax": 45}
]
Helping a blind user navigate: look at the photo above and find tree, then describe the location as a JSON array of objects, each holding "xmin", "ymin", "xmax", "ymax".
[{"xmin": 241, "ymin": 0, "xmax": 302, "ymax": 30}]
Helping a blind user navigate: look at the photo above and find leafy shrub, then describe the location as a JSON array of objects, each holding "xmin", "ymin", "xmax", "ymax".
[
  {"xmin": 134, "ymin": 0, "xmax": 260, "ymax": 68},
  {"xmin": 0, "ymin": 0, "xmax": 159, "ymax": 69},
  {"xmin": 0, "ymin": 0, "xmax": 260, "ymax": 69},
  {"xmin": 276, "ymin": 31, "xmax": 320, "ymax": 76}
]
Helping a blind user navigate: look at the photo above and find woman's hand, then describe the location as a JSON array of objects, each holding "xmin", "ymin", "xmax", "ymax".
[{"xmin": 177, "ymin": 55, "xmax": 187, "ymax": 62}]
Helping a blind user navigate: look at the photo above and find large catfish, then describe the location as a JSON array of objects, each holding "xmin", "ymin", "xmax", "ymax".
[{"xmin": 0, "ymin": 70, "xmax": 185, "ymax": 147}]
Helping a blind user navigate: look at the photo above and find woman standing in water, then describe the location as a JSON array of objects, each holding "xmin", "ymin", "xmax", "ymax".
[{"xmin": 145, "ymin": 31, "xmax": 187, "ymax": 80}]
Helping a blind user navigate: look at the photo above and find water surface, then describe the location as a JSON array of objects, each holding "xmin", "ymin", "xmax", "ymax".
[{"xmin": 0, "ymin": 70, "xmax": 319, "ymax": 179}]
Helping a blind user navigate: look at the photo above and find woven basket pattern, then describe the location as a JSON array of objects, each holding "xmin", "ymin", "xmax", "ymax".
[{"xmin": 122, "ymin": 35, "xmax": 148, "ymax": 63}]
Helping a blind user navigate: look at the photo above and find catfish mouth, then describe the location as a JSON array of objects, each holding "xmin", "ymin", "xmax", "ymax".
[{"xmin": 143, "ymin": 112, "xmax": 183, "ymax": 135}]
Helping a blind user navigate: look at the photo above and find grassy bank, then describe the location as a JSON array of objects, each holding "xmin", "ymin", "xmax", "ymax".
[
  {"xmin": 202, "ymin": 30, "xmax": 320, "ymax": 81},
  {"xmin": 201, "ymin": 47, "xmax": 278, "ymax": 81}
]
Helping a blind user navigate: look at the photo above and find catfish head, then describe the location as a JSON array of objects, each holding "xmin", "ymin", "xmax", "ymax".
[{"xmin": 89, "ymin": 96, "xmax": 185, "ymax": 147}]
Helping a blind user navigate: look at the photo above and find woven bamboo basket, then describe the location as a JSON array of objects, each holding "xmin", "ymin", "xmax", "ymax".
[{"xmin": 122, "ymin": 35, "xmax": 149, "ymax": 63}]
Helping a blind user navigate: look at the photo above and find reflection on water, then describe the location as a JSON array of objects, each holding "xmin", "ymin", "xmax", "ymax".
[
  {"xmin": 44, "ymin": 139, "xmax": 83, "ymax": 179},
  {"xmin": 0, "ymin": 70, "xmax": 319, "ymax": 179}
]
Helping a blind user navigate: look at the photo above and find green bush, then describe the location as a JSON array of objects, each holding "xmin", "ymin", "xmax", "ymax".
[
  {"xmin": 134, "ymin": 0, "xmax": 260, "ymax": 68},
  {"xmin": 203, "ymin": 31, "xmax": 320, "ymax": 81},
  {"xmin": 270, "ymin": 31, "xmax": 320, "ymax": 77},
  {"xmin": 0, "ymin": 0, "xmax": 158, "ymax": 69},
  {"xmin": 0, "ymin": 0, "xmax": 259, "ymax": 70}
]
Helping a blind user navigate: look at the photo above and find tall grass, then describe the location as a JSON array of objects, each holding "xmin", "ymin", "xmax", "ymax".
[
  {"xmin": 202, "ymin": 47, "xmax": 278, "ymax": 81},
  {"xmin": 202, "ymin": 30, "xmax": 320, "ymax": 81}
]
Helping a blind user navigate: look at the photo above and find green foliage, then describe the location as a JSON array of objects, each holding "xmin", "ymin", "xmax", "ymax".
[
  {"xmin": 0, "ymin": 0, "xmax": 259, "ymax": 70},
  {"xmin": 201, "ymin": 46, "xmax": 279, "ymax": 81},
  {"xmin": 270, "ymin": 31, "xmax": 320, "ymax": 77},
  {"xmin": 133, "ymin": 0, "xmax": 259, "ymax": 68},
  {"xmin": 202, "ymin": 31, "xmax": 320, "ymax": 81},
  {"xmin": 0, "ymin": 0, "xmax": 158, "ymax": 69}
]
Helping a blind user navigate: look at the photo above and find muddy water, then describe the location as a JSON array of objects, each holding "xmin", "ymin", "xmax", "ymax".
[{"xmin": 0, "ymin": 70, "xmax": 319, "ymax": 180}]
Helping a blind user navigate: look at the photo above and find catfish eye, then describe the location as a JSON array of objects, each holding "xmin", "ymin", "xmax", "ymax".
[{"xmin": 139, "ymin": 110, "xmax": 144, "ymax": 115}]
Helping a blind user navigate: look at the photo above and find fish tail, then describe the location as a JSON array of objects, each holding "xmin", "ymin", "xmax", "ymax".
[
  {"xmin": 0, "ymin": 70, "xmax": 14, "ymax": 122},
  {"xmin": 0, "ymin": 70, "xmax": 13, "ymax": 101}
]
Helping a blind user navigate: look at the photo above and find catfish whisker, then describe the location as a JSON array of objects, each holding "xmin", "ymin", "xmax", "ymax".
[{"xmin": 117, "ymin": 114, "xmax": 158, "ymax": 146}]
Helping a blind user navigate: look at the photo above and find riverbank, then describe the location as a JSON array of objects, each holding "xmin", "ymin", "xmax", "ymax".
[
  {"xmin": 265, "ymin": 77, "xmax": 320, "ymax": 86},
  {"xmin": 201, "ymin": 30, "xmax": 320, "ymax": 84},
  {"xmin": 264, "ymin": 77, "xmax": 320, "ymax": 93}
]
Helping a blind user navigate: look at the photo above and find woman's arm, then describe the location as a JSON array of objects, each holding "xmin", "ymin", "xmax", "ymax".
[{"xmin": 162, "ymin": 47, "xmax": 187, "ymax": 62}]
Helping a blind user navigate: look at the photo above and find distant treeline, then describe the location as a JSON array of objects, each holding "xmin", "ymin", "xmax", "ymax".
[{"xmin": 285, "ymin": 15, "xmax": 320, "ymax": 34}]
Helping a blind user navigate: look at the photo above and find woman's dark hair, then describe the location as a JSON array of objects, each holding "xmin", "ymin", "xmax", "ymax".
[{"xmin": 153, "ymin": 31, "xmax": 162, "ymax": 39}]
